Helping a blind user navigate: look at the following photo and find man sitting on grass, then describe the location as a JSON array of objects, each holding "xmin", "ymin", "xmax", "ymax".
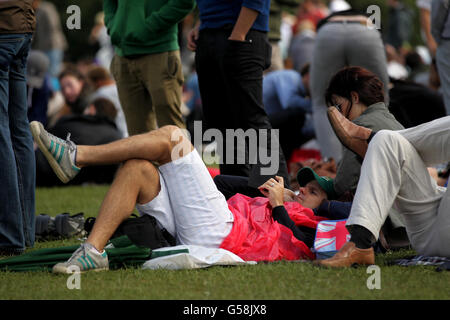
[{"xmin": 30, "ymin": 121, "xmax": 341, "ymax": 273}]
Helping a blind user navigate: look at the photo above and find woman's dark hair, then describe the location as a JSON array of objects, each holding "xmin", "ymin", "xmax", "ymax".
[{"xmin": 325, "ymin": 66, "xmax": 385, "ymax": 107}]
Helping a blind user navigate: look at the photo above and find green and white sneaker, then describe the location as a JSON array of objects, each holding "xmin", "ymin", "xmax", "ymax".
[
  {"xmin": 30, "ymin": 121, "xmax": 81, "ymax": 183},
  {"xmin": 52, "ymin": 243, "xmax": 109, "ymax": 274}
]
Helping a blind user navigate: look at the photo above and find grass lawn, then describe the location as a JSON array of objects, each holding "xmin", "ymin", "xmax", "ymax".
[{"xmin": 0, "ymin": 185, "xmax": 449, "ymax": 300}]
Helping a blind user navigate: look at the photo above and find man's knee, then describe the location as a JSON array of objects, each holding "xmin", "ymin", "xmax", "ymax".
[
  {"xmin": 370, "ymin": 130, "xmax": 402, "ymax": 148},
  {"xmin": 157, "ymin": 125, "xmax": 193, "ymax": 163},
  {"xmin": 121, "ymin": 159, "xmax": 158, "ymax": 180},
  {"xmin": 121, "ymin": 159, "xmax": 161, "ymax": 205}
]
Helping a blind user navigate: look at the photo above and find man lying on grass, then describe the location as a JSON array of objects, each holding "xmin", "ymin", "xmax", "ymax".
[
  {"xmin": 315, "ymin": 109, "xmax": 450, "ymax": 267},
  {"xmin": 31, "ymin": 121, "xmax": 345, "ymax": 273}
]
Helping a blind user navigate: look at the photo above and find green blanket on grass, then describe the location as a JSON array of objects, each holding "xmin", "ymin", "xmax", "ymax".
[{"xmin": 0, "ymin": 236, "xmax": 151, "ymax": 272}]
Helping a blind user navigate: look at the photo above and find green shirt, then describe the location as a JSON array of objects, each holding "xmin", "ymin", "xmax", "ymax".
[{"xmin": 103, "ymin": 0, "xmax": 195, "ymax": 57}]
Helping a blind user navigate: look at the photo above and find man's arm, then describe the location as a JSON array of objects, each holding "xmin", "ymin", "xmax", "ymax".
[
  {"xmin": 229, "ymin": 6, "xmax": 260, "ymax": 41},
  {"xmin": 420, "ymin": 8, "xmax": 438, "ymax": 55},
  {"xmin": 313, "ymin": 201, "xmax": 352, "ymax": 220},
  {"xmin": 145, "ymin": 0, "xmax": 196, "ymax": 35},
  {"xmin": 272, "ymin": 206, "xmax": 315, "ymax": 247}
]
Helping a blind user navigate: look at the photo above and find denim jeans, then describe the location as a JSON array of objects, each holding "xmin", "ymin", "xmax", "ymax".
[{"xmin": 0, "ymin": 33, "xmax": 36, "ymax": 252}]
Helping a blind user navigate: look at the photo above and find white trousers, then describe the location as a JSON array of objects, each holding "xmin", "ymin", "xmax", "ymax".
[{"xmin": 347, "ymin": 116, "xmax": 450, "ymax": 257}]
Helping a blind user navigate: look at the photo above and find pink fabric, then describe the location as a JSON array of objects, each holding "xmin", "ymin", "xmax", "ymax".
[
  {"xmin": 220, "ymin": 194, "xmax": 327, "ymax": 262},
  {"xmin": 207, "ymin": 167, "xmax": 220, "ymax": 179}
]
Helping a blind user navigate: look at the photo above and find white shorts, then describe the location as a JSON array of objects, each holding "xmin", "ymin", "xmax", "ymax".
[{"xmin": 136, "ymin": 150, "xmax": 234, "ymax": 248}]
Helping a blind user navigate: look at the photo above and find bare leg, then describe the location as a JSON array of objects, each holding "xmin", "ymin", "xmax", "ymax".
[
  {"xmin": 75, "ymin": 125, "xmax": 192, "ymax": 168},
  {"xmin": 87, "ymin": 159, "xmax": 162, "ymax": 252}
]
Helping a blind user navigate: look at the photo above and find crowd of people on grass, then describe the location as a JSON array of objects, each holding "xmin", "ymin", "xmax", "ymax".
[{"xmin": 1, "ymin": 0, "xmax": 449, "ymax": 271}]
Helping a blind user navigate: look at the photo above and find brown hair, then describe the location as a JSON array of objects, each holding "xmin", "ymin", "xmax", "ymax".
[
  {"xmin": 86, "ymin": 66, "xmax": 112, "ymax": 84},
  {"xmin": 58, "ymin": 64, "xmax": 86, "ymax": 82},
  {"xmin": 325, "ymin": 66, "xmax": 385, "ymax": 107},
  {"xmin": 92, "ymin": 97, "xmax": 117, "ymax": 121}
]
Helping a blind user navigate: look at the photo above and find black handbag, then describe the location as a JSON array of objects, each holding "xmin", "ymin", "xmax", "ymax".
[{"xmin": 84, "ymin": 214, "xmax": 176, "ymax": 249}]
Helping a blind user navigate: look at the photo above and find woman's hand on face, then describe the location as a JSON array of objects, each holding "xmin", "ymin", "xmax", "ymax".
[{"xmin": 258, "ymin": 176, "xmax": 285, "ymax": 208}]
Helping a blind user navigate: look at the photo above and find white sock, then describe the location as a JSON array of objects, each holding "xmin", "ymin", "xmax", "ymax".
[
  {"xmin": 69, "ymin": 148, "xmax": 79, "ymax": 168},
  {"xmin": 86, "ymin": 242, "xmax": 104, "ymax": 255}
]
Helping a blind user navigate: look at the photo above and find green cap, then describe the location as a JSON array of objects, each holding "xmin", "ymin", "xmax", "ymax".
[{"xmin": 296, "ymin": 167, "xmax": 337, "ymax": 200}]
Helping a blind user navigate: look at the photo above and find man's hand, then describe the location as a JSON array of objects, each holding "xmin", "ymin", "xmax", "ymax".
[
  {"xmin": 283, "ymin": 188, "xmax": 296, "ymax": 202},
  {"xmin": 228, "ymin": 7, "xmax": 259, "ymax": 42},
  {"xmin": 258, "ymin": 176, "xmax": 285, "ymax": 208},
  {"xmin": 228, "ymin": 31, "xmax": 247, "ymax": 42},
  {"xmin": 187, "ymin": 26, "xmax": 199, "ymax": 51}
]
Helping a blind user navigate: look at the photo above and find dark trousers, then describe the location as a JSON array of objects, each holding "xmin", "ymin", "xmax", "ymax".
[
  {"xmin": 214, "ymin": 174, "xmax": 264, "ymax": 200},
  {"xmin": 268, "ymin": 107, "xmax": 309, "ymax": 161},
  {"xmin": 195, "ymin": 27, "xmax": 289, "ymax": 188}
]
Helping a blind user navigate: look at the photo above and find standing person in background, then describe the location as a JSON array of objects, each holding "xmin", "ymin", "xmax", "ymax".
[
  {"xmin": 26, "ymin": 50, "xmax": 51, "ymax": 127},
  {"xmin": 187, "ymin": 0, "xmax": 290, "ymax": 190},
  {"xmin": 417, "ymin": 0, "xmax": 443, "ymax": 92},
  {"xmin": 309, "ymin": 9, "xmax": 390, "ymax": 163},
  {"xmin": 0, "ymin": 0, "xmax": 36, "ymax": 256},
  {"xmin": 417, "ymin": 0, "xmax": 438, "ymax": 57},
  {"xmin": 103, "ymin": 0, "xmax": 195, "ymax": 136},
  {"xmin": 431, "ymin": 0, "xmax": 450, "ymax": 115},
  {"xmin": 292, "ymin": 0, "xmax": 328, "ymax": 34},
  {"xmin": 89, "ymin": 12, "xmax": 115, "ymax": 70},
  {"xmin": 288, "ymin": 20, "xmax": 316, "ymax": 75},
  {"xmin": 266, "ymin": 0, "xmax": 302, "ymax": 73},
  {"xmin": 386, "ymin": 0, "xmax": 414, "ymax": 50},
  {"xmin": 31, "ymin": 0, "xmax": 67, "ymax": 80}
]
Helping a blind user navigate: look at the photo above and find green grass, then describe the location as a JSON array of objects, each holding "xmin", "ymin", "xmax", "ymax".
[{"xmin": 0, "ymin": 185, "xmax": 449, "ymax": 300}]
